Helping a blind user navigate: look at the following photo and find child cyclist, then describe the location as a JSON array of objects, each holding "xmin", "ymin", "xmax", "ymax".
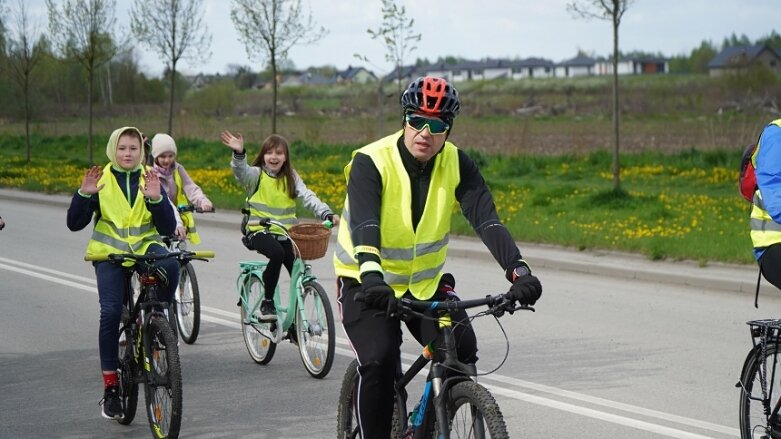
[
  {"xmin": 220, "ymin": 130, "xmax": 339, "ymax": 321},
  {"xmin": 150, "ymin": 133, "xmax": 214, "ymax": 244},
  {"xmin": 66, "ymin": 127, "xmax": 179, "ymax": 420}
]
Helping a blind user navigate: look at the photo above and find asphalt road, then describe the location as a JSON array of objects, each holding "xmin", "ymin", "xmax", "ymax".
[{"xmin": 0, "ymin": 193, "xmax": 773, "ymax": 438}]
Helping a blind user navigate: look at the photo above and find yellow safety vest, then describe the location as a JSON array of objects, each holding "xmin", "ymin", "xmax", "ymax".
[
  {"xmin": 751, "ymin": 119, "xmax": 781, "ymax": 249},
  {"xmin": 172, "ymin": 169, "xmax": 201, "ymax": 244},
  {"xmin": 86, "ymin": 164, "xmax": 164, "ymax": 257},
  {"xmin": 333, "ymin": 131, "xmax": 460, "ymax": 300},
  {"xmin": 246, "ymin": 171, "xmax": 297, "ymax": 235}
]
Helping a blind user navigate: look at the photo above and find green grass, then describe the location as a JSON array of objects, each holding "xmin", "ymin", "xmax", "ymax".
[{"xmin": 0, "ymin": 134, "xmax": 754, "ymax": 265}]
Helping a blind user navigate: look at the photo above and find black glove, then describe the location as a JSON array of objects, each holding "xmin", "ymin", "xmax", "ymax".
[
  {"xmin": 510, "ymin": 274, "xmax": 542, "ymax": 306},
  {"xmin": 356, "ymin": 272, "xmax": 395, "ymax": 311}
]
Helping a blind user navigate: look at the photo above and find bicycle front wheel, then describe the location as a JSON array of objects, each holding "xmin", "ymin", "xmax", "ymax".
[
  {"xmin": 143, "ymin": 316, "xmax": 182, "ymax": 439},
  {"xmin": 175, "ymin": 263, "xmax": 201, "ymax": 344},
  {"xmin": 240, "ymin": 274, "xmax": 276, "ymax": 364},
  {"xmin": 117, "ymin": 307, "xmax": 138, "ymax": 425},
  {"xmin": 739, "ymin": 342, "xmax": 781, "ymax": 438},
  {"xmin": 296, "ymin": 281, "xmax": 335, "ymax": 378},
  {"xmin": 435, "ymin": 381, "xmax": 508, "ymax": 439}
]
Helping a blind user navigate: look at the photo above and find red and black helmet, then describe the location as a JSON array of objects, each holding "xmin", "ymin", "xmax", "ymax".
[{"xmin": 400, "ymin": 76, "xmax": 460, "ymax": 121}]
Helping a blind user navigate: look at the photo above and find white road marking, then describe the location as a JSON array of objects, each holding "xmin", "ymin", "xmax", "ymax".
[{"xmin": 0, "ymin": 257, "xmax": 740, "ymax": 438}]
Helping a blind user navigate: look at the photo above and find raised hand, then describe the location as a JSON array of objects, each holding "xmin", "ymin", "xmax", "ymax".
[
  {"xmin": 220, "ymin": 130, "xmax": 245, "ymax": 153},
  {"xmin": 142, "ymin": 170, "xmax": 162, "ymax": 201},
  {"xmin": 79, "ymin": 166, "xmax": 105, "ymax": 195}
]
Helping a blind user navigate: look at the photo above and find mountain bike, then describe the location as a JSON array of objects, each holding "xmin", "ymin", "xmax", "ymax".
[
  {"xmin": 336, "ymin": 292, "xmax": 531, "ymax": 439},
  {"xmin": 164, "ymin": 203, "xmax": 215, "ymax": 344},
  {"xmin": 236, "ymin": 216, "xmax": 335, "ymax": 378},
  {"xmin": 738, "ymin": 318, "xmax": 781, "ymax": 438},
  {"xmin": 86, "ymin": 249, "xmax": 214, "ymax": 439}
]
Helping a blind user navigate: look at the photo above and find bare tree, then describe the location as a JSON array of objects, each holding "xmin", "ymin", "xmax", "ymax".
[
  {"xmin": 131, "ymin": 0, "xmax": 212, "ymax": 135},
  {"xmin": 568, "ymin": 0, "xmax": 632, "ymax": 192},
  {"xmin": 368, "ymin": 0, "xmax": 420, "ymax": 95},
  {"xmin": 6, "ymin": 0, "xmax": 44, "ymax": 162},
  {"xmin": 230, "ymin": 0, "xmax": 327, "ymax": 133},
  {"xmin": 46, "ymin": 0, "xmax": 124, "ymax": 164}
]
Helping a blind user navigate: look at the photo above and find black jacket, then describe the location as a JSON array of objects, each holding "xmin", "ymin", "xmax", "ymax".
[{"xmin": 347, "ymin": 135, "xmax": 523, "ymax": 282}]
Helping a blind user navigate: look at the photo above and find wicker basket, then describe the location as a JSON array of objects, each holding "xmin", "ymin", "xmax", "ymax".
[{"xmin": 289, "ymin": 223, "xmax": 331, "ymax": 260}]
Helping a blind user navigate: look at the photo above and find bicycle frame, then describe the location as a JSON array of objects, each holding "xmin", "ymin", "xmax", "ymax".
[
  {"xmin": 743, "ymin": 320, "xmax": 781, "ymax": 423},
  {"xmin": 125, "ymin": 271, "xmax": 172, "ymax": 373},
  {"xmin": 237, "ymin": 255, "xmax": 317, "ymax": 342},
  {"xmin": 395, "ymin": 312, "xmax": 484, "ymax": 439}
]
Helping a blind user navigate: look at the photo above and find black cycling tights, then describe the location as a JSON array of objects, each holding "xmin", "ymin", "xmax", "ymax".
[
  {"xmin": 760, "ymin": 243, "xmax": 781, "ymax": 291},
  {"xmin": 248, "ymin": 233, "xmax": 295, "ymax": 300}
]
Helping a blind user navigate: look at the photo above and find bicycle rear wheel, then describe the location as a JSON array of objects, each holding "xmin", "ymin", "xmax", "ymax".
[
  {"xmin": 336, "ymin": 359, "xmax": 405, "ymax": 438},
  {"xmin": 143, "ymin": 316, "xmax": 182, "ymax": 439},
  {"xmin": 739, "ymin": 342, "xmax": 781, "ymax": 439},
  {"xmin": 434, "ymin": 381, "xmax": 508, "ymax": 439},
  {"xmin": 296, "ymin": 281, "xmax": 335, "ymax": 378},
  {"xmin": 117, "ymin": 307, "xmax": 138, "ymax": 425},
  {"xmin": 175, "ymin": 262, "xmax": 201, "ymax": 344},
  {"xmin": 240, "ymin": 274, "xmax": 276, "ymax": 364}
]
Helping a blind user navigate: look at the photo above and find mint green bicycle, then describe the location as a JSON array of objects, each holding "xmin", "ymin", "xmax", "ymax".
[{"xmin": 236, "ymin": 216, "xmax": 335, "ymax": 379}]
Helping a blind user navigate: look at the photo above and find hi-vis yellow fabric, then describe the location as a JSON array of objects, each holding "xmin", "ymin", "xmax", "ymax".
[
  {"xmin": 751, "ymin": 119, "xmax": 781, "ymax": 249},
  {"xmin": 334, "ymin": 131, "xmax": 460, "ymax": 300},
  {"xmin": 246, "ymin": 171, "xmax": 297, "ymax": 235},
  {"xmin": 85, "ymin": 164, "xmax": 163, "ymax": 258}
]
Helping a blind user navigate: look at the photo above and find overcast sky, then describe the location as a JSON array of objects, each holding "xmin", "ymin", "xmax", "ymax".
[{"xmin": 20, "ymin": 0, "xmax": 780, "ymax": 77}]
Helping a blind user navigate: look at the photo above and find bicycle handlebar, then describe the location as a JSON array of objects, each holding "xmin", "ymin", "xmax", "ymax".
[
  {"xmin": 84, "ymin": 250, "xmax": 215, "ymax": 263},
  {"xmin": 177, "ymin": 203, "xmax": 215, "ymax": 214},
  {"xmin": 397, "ymin": 292, "xmax": 534, "ymax": 317}
]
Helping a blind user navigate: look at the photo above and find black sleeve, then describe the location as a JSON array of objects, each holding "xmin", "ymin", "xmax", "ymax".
[
  {"xmin": 455, "ymin": 149, "xmax": 523, "ymax": 277},
  {"xmin": 66, "ymin": 191, "xmax": 99, "ymax": 231},
  {"xmin": 346, "ymin": 152, "xmax": 382, "ymax": 267},
  {"xmin": 147, "ymin": 188, "xmax": 177, "ymax": 236}
]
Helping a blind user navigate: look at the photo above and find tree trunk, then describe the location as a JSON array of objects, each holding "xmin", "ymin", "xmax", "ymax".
[
  {"xmin": 24, "ymin": 75, "xmax": 31, "ymax": 163},
  {"xmin": 377, "ymin": 80, "xmax": 385, "ymax": 137},
  {"xmin": 168, "ymin": 61, "xmax": 177, "ymax": 135},
  {"xmin": 271, "ymin": 56, "xmax": 278, "ymax": 133},
  {"xmin": 611, "ymin": 6, "xmax": 621, "ymax": 192},
  {"xmin": 88, "ymin": 66, "xmax": 94, "ymax": 165}
]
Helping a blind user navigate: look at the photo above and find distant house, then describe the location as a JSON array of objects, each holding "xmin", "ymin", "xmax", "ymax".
[
  {"xmin": 382, "ymin": 65, "xmax": 418, "ymax": 85},
  {"xmin": 707, "ymin": 44, "xmax": 781, "ymax": 77},
  {"xmin": 185, "ymin": 73, "xmax": 222, "ymax": 89},
  {"xmin": 555, "ymin": 54, "xmax": 596, "ymax": 77},
  {"xmin": 337, "ymin": 66, "xmax": 377, "ymax": 84},
  {"xmin": 595, "ymin": 57, "xmax": 669, "ymax": 75},
  {"xmin": 281, "ymin": 71, "xmax": 335, "ymax": 87}
]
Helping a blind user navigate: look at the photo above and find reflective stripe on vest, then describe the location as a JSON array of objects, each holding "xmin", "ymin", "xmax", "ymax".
[
  {"xmin": 86, "ymin": 164, "xmax": 163, "ymax": 257},
  {"xmin": 246, "ymin": 170, "xmax": 297, "ymax": 234},
  {"xmin": 172, "ymin": 168, "xmax": 202, "ymax": 244},
  {"xmin": 333, "ymin": 131, "xmax": 460, "ymax": 300},
  {"xmin": 751, "ymin": 119, "xmax": 781, "ymax": 249}
]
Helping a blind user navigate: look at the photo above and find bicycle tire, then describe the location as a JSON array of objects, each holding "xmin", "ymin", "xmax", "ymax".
[
  {"xmin": 175, "ymin": 262, "xmax": 201, "ymax": 344},
  {"xmin": 117, "ymin": 308, "xmax": 139, "ymax": 425},
  {"xmin": 336, "ymin": 359, "xmax": 405, "ymax": 438},
  {"xmin": 240, "ymin": 274, "xmax": 276, "ymax": 364},
  {"xmin": 143, "ymin": 316, "xmax": 183, "ymax": 439},
  {"xmin": 434, "ymin": 381, "xmax": 508, "ymax": 439},
  {"xmin": 296, "ymin": 281, "xmax": 335, "ymax": 378},
  {"xmin": 739, "ymin": 341, "xmax": 781, "ymax": 439}
]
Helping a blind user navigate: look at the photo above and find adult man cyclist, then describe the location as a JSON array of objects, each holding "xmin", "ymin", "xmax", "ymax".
[{"xmin": 333, "ymin": 76, "xmax": 543, "ymax": 437}]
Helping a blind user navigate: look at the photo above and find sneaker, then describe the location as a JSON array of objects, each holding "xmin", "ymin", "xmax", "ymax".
[
  {"xmin": 100, "ymin": 386, "xmax": 123, "ymax": 420},
  {"xmin": 258, "ymin": 300, "xmax": 278, "ymax": 322}
]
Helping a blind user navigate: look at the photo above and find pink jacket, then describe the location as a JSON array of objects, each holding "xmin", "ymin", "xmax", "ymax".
[{"xmin": 153, "ymin": 162, "xmax": 211, "ymax": 208}]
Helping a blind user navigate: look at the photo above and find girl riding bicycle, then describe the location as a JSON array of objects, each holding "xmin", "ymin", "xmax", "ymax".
[
  {"xmin": 150, "ymin": 133, "xmax": 213, "ymax": 244},
  {"xmin": 220, "ymin": 130, "xmax": 339, "ymax": 322},
  {"xmin": 66, "ymin": 126, "xmax": 180, "ymax": 421}
]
